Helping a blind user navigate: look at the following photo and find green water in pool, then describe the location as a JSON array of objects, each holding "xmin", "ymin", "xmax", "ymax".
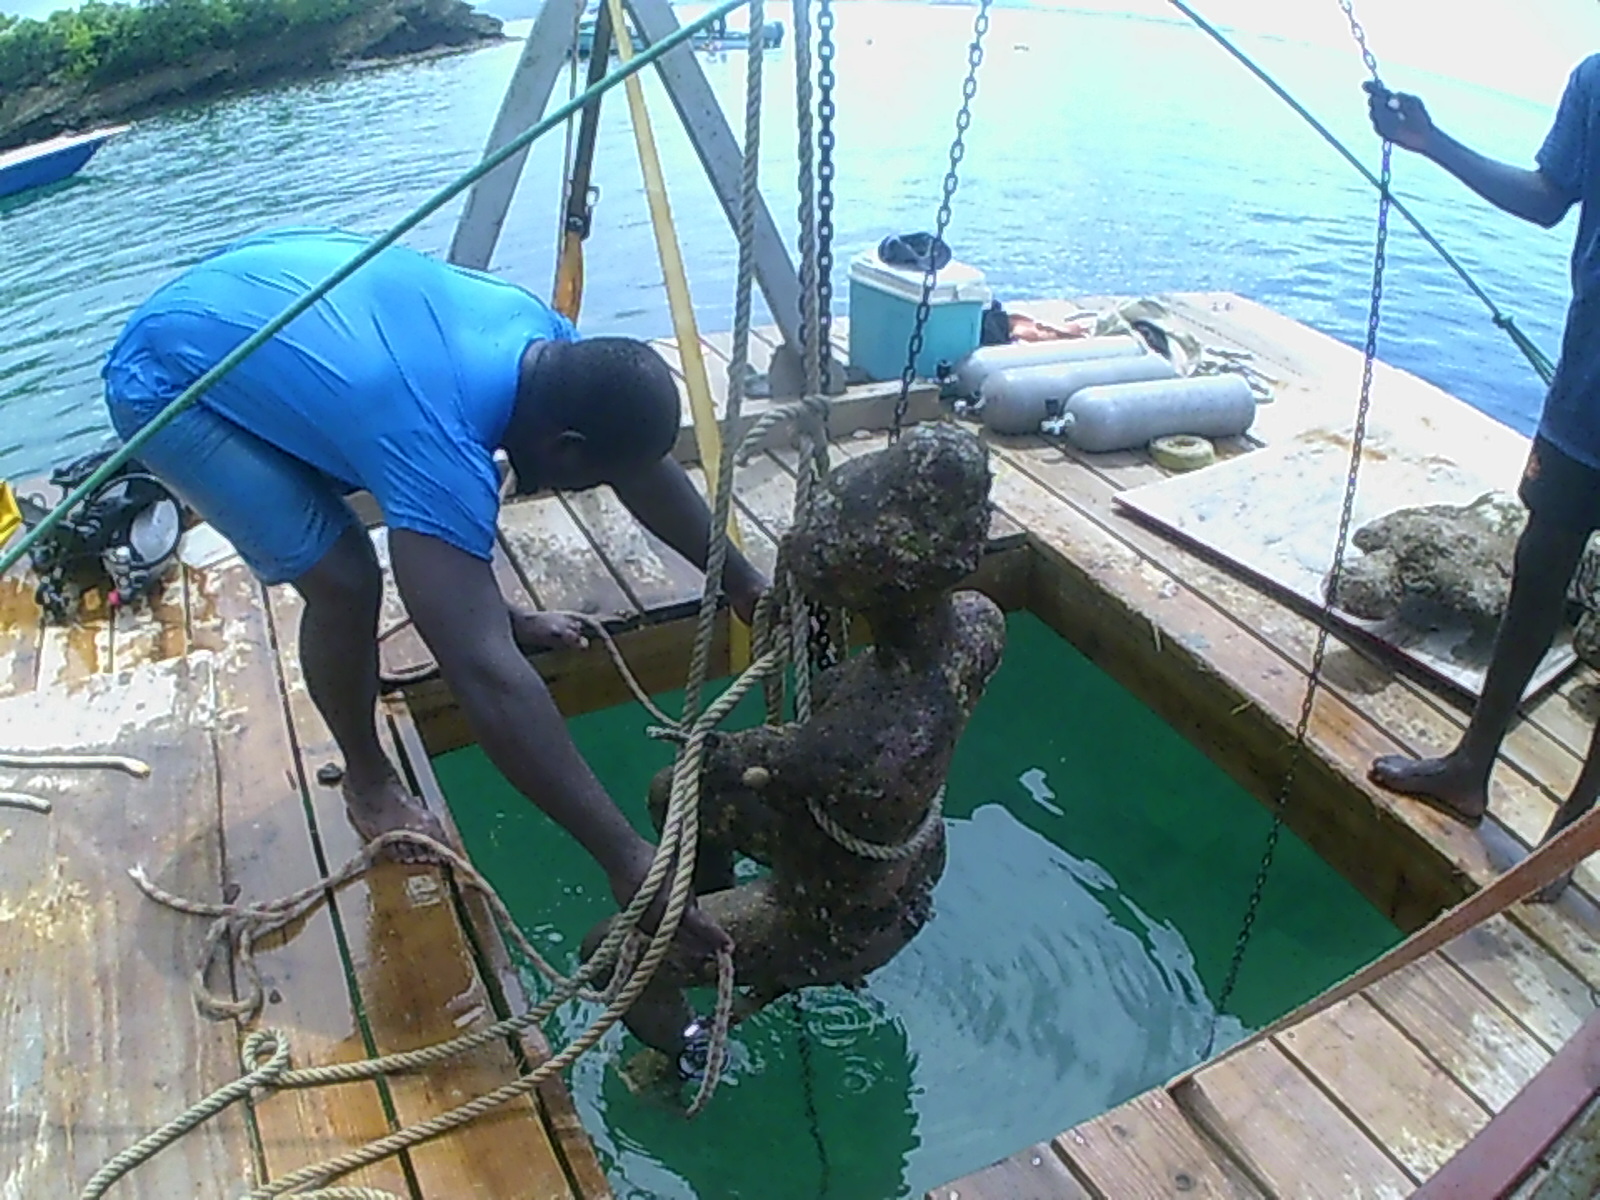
[{"xmin": 433, "ymin": 612, "xmax": 1399, "ymax": 1199}]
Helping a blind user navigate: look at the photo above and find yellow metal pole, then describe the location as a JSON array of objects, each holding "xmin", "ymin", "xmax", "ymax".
[
  {"xmin": 606, "ymin": 0, "xmax": 751, "ymax": 670},
  {"xmin": 0, "ymin": 482, "xmax": 21, "ymax": 548}
]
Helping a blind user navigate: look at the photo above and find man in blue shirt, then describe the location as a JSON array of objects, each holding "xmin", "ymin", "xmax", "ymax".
[
  {"xmin": 1363, "ymin": 60, "xmax": 1599, "ymax": 898},
  {"xmin": 105, "ymin": 227, "xmax": 765, "ymax": 955}
]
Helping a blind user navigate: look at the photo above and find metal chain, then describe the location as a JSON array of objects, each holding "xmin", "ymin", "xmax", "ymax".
[
  {"xmin": 1209, "ymin": 7, "xmax": 1391, "ymax": 1046},
  {"xmin": 891, "ymin": 0, "xmax": 992, "ymax": 441},
  {"xmin": 794, "ymin": 992, "xmax": 832, "ymax": 1197},
  {"xmin": 1338, "ymin": 0, "xmax": 1382, "ymax": 82},
  {"xmin": 810, "ymin": 0, "xmax": 841, "ymax": 673},
  {"xmin": 789, "ymin": 0, "xmax": 839, "ymax": 676},
  {"xmin": 815, "ymin": 0, "xmax": 837, "ymax": 391}
]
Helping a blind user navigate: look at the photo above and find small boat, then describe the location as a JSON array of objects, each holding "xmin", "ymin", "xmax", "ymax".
[{"xmin": 0, "ymin": 125, "xmax": 128, "ymax": 200}]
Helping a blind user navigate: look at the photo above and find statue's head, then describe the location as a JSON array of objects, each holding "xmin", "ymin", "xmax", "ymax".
[{"xmin": 784, "ymin": 422, "xmax": 992, "ymax": 615}]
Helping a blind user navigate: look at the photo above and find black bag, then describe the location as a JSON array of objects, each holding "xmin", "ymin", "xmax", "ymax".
[{"xmin": 876, "ymin": 232, "xmax": 953, "ymax": 274}]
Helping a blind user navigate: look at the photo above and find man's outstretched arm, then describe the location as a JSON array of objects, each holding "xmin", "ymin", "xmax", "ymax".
[
  {"xmin": 609, "ymin": 455, "xmax": 768, "ymax": 622},
  {"xmin": 1367, "ymin": 82, "xmax": 1577, "ymax": 229},
  {"xmin": 389, "ymin": 529, "xmax": 730, "ymax": 957}
]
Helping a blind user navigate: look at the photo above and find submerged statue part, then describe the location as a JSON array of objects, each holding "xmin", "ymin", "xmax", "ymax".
[{"xmin": 585, "ymin": 423, "xmax": 1006, "ymax": 1060}]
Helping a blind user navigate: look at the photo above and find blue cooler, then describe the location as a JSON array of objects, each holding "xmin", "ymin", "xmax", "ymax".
[{"xmin": 848, "ymin": 250, "xmax": 992, "ymax": 382}]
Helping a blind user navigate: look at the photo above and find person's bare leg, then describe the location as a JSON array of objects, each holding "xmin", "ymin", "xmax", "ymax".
[
  {"xmin": 1370, "ymin": 514, "xmax": 1589, "ymax": 824},
  {"xmin": 293, "ymin": 525, "xmax": 446, "ymax": 862},
  {"xmin": 1532, "ymin": 718, "xmax": 1600, "ymax": 902}
]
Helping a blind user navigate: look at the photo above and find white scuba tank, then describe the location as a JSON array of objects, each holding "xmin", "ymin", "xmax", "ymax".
[
  {"xmin": 1054, "ymin": 375, "xmax": 1257, "ymax": 453},
  {"xmin": 951, "ymin": 335, "xmax": 1145, "ymax": 399},
  {"xmin": 981, "ymin": 355, "xmax": 1179, "ymax": 435}
]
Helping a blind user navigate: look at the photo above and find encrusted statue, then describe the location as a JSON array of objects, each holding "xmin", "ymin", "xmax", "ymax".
[
  {"xmin": 584, "ymin": 423, "xmax": 1006, "ymax": 1063},
  {"xmin": 1327, "ymin": 491, "xmax": 1600, "ymax": 677}
]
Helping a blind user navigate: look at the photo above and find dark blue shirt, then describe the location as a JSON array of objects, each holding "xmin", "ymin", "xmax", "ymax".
[{"xmin": 1538, "ymin": 54, "xmax": 1600, "ymax": 467}]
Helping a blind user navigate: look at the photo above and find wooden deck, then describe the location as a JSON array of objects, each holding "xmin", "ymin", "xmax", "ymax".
[
  {"xmin": 393, "ymin": 296, "xmax": 1600, "ymax": 1198},
  {"xmin": 9, "ymin": 292, "xmax": 1600, "ymax": 1198},
  {"xmin": 0, "ymin": 538, "xmax": 610, "ymax": 1195}
]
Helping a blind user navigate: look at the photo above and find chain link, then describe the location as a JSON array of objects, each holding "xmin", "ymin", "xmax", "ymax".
[
  {"xmin": 892, "ymin": 0, "xmax": 992, "ymax": 441},
  {"xmin": 809, "ymin": 0, "xmax": 840, "ymax": 674},
  {"xmin": 1209, "ymin": 8, "xmax": 1392, "ymax": 1045},
  {"xmin": 1337, "ymin": 0, "xmax": 1382, "ymax": 82},
  {"xmin": 815, "ymin": 0, "xmax": 837, "ymax": 391}
]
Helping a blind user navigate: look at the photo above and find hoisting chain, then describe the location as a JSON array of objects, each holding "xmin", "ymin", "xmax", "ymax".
[
  {"xmin": 815, "ymin": 0, "xmax": 838, "ymax": 389},
  {"xmin": 1208, "ymin": 0, "xmax": 1392, "ymax": 1048},
  {"xmin": 791, "ymin": 0, "xmax": 840, "ymax": 677},
  {"xmin": 892, "ymin": 0, "xmax": 992, "ymax": 441},
  {"xmin": 809, "ymin": 0, "xmax": 841, "ymax": 674}
]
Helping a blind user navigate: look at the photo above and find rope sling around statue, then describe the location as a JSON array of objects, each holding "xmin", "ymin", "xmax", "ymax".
[{"xmin": 0, "ymin": 0, "xmax": 749, "ymax": 582}]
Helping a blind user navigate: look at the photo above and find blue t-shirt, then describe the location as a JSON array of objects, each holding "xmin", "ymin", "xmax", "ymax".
[
  {"xmin": 1538, "ymin": 54, "xmax": 1600, "ymax": 467},
  {"xmin": 102, "ymin": 227, "xmax": 578, "ymax": 560}
]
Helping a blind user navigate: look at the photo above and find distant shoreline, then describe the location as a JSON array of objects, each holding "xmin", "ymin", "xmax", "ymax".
[{"xmin": 0, "ymin": 0, "xmax": 506, "ymax": 151}]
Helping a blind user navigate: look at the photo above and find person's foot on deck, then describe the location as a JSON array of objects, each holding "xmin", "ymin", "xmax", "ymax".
[
  {"xmin": 1533, "ymin": 870, "xmax": 1575, "ymax": 904},
  {"xmin": 511, "ymin": 610, "xmax": 590, "ymax": 655},
  {"xmin": 342, "ymin": 774, "xmax": 450, "ymax": 864},
  {"xmin": 1368, "ymin": 753, "xmax": 1490, "ymax": 827}
]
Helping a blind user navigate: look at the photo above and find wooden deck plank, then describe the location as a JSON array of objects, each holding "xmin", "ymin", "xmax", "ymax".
[
  {"xmin": 199, "ymin": 561, "xmax": 416, "ymax": 1198},
  {"xmin": 1440, "ymin": 916, "xmax": 1597, "ymax": 1054},
  {"xmin": 1410, "ymin": 1008, "xmax": 1600, "ymax": 1200},
  {"xmin": 1275, "ymin": 994, "xmax": 1491, "ymax": 1180},
  {"xmin": 110, "ymin": 565, "xmax": 188, "ymax": 672},
  {"xmin": 0, "ymin": 557, "xmax": 45, "ymax": 698},
  {"xmin": 926, "ymin": 1143, "xmax": 1093, "ymax": 1200},
  {"xmin": 728, "ymin": 450, "xmax": 800, "ymax": 545},
  {"xmin": 1180, "ymin": 1041, "xmax": 1413, "ymax": 1199},
  {"xmin": 1055, "ymin": 1091, "xmax": 1264, "ymax": 1198},
  {"xmin": 265, "ymin": 583, "xmax": 575, "ymax": 1199},
  {"xmin": 388, "ymin": 703, "xmax": 614, "ymax": 1200},
  {"xmin": 499, "ymin": 492, "xmax": 636, "ymax": 623},
  {"xmin": 682, "ymin": 461, "xmax": 780, "ymax": 579},
  {"xmin": 558, "ymin": 487, "xmax": 704, "ymax": 617},
  {"xmin": 0, "ymin": 639, "xmax": 253, "ymax": 1198},
  {"xmin": 34, "ymin": 586, "xmax": 110, "ymax": 690},
  {"xmin": 1365, "ymin": 951, "xmax": 1554, "ymax": 1113}
]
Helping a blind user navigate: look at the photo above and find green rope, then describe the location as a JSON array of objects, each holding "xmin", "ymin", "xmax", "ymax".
[
  {"xmin": 1167, "ymin": 0, "xmax": 1557, "ymax": 386},
  {"xmin": 0, "ymin": 0, "xmax": 749, "ymax": 580}
]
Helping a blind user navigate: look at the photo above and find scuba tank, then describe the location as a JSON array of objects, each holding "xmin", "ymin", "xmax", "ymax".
[
  {"xmin": 18, "ymin": 447, "xmax": 186, "ymax": 624},
  {"xmin": 1047, "ymin": 375, "xmax": 1257, "ymax": 453},
  {"xmin": 950, "ymin": 335, "xmax": 1145, "ymax": 399},
  {"xmin": 981, "ymin": 354, "xmax": 1179, "ymax": 435}
]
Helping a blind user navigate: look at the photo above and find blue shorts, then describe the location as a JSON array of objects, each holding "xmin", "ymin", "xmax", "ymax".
[{"xmin": 107, "ymin": 389, "xmax": 360, "ymax": 586}]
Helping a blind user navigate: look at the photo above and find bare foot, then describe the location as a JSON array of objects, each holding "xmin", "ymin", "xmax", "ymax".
[
  {"xmin": 1533, "ymin": 871, "xmax": 1574, "ymax": 904},
  {"xmin": 1368, "ymin": 753, "xmax": 1489, "ymax": 827},
  {"xmin": 510, "ymin": 609, "xmax": 590, "ymax": 654},
  {"xmin": 341, "ymin": 775, "xmax": 450, "ymax": 864}
]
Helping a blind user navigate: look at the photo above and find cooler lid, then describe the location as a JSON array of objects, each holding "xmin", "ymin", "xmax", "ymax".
[{"xmin": 850, "ymin": 249, "xmax": 992, "ymax": 305}]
